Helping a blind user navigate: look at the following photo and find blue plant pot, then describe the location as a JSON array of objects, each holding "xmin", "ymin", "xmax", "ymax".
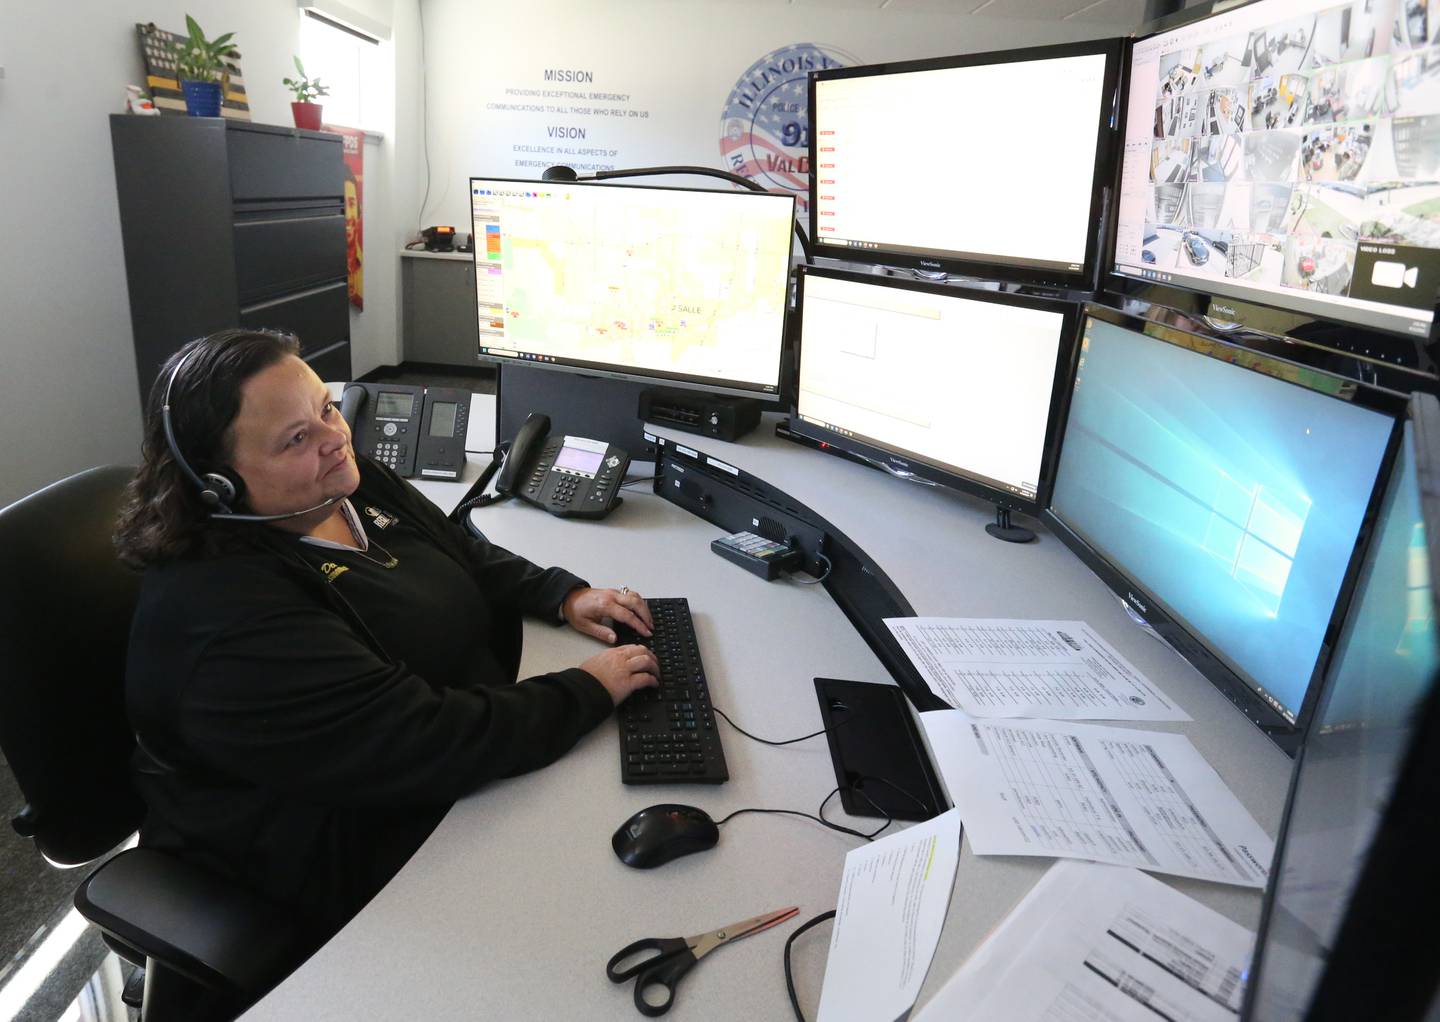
[{"xmin": 180, "ymin": 80, "xmax": 222, "ymax": 117}]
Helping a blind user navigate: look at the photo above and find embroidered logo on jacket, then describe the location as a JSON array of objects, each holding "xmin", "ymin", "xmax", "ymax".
[
  {"xmin": 318, "ymin": 562, "xmax": 349, "ymax": 583},
  {"xmin": 364, "ymin": 506, "xmax": 398, "ymax": 529}
]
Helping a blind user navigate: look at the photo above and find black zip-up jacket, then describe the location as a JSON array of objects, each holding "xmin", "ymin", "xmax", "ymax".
[{"xmin": 124, "ymin": 458, "xmax": 612, "ymax": 944}]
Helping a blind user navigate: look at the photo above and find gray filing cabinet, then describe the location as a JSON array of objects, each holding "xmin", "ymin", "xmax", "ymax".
[
  {"xmin": 111, "ymin": 116, "xmax": 351, "ymax": 406},
  {"xmin": 401, "ymin": 251, "xmax": 479, "ymax": 366}
]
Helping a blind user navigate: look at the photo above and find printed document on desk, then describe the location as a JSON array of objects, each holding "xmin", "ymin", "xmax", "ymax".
[
  {"xmin": 885, "ymin": 618, "xmax": 1188, "ymax": 721},
  {"xmin": 919, "ymin": 710, "xmax": 1272, "ymax": 888},
  {"xmin": 816, "ymin": 808, "xmax": 962, "ymax": 1022},
  {"xmin": 913, "ymin": 860, "xmax": 1253, "ymax": 1022}
]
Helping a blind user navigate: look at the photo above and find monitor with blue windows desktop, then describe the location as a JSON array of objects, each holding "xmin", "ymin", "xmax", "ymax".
[
  {"xmin": 1242, "ymin": 392, "xmax": 1440, "ymax": 1020},
  {"xmin": 1045, "ymin": 305, "xmax": 1403, "ymax": 748}
]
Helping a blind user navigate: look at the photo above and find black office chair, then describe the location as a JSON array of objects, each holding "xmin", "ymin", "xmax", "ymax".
[{"xmin": 0, "ymin": 466, "xmax": 302, "ymax": 1020}]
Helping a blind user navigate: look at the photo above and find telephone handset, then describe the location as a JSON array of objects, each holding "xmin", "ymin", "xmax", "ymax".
[
  {"xmin": 340, "ymin": 382, "xmax": 470, "ymax": 479},
  {"xmin": 496, "ymin": 413, "xmax": 630, "ymax": 519}
]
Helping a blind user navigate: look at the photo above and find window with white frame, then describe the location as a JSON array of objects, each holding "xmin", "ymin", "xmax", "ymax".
[{"xmin": 298, "ymin": 11, "xmax": 381, "ymax": 131}]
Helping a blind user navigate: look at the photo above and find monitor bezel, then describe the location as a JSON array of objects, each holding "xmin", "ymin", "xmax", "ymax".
[
  {"xmin": 1042, "ymin": 302, "xmax": 1406, "ymax": 751},
  {"xmin": 789, "ymin": 264, "xmax": 1082, "ymax": 517},
  {"xmin": 1241, "ymin": 391, "xmax": 1440, "ymax": 1020},
  {"xmin": 468, "ymin": 175, "xmax": 796, "ymax": 401},
  {"xmin": 1104, "ymin": 0, "xmax": 1440, "ymax": 351},
  {"xmin": 807, "ymin": 37, "xmax": 1126, "ymax": 291}
]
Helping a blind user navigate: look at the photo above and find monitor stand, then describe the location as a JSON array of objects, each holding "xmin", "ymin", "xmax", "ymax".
[
  {"xmin": 985, "ymin": 506, "xmax": 1035, "ymax": 544},
  {"xmin": 496, "ymin": 364, "xmax": 657, "ymax": 460}
]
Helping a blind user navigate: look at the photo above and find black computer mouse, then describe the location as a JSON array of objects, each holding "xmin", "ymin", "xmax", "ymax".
[{"xmin": 612, "ymin": 804, "xmax": 719, "ymax": 869}]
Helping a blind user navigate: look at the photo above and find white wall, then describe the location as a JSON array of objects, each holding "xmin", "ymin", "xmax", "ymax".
[
  {"xmin": 0, "ymin": 1, "xmax": 404, "ymax": 508},
  {"xmin": 411, "ymin": 0, "xmax": 1141, "ymax": 231},
  {"xmin": 0, "ymin": 0, "xmax": 1137, "ymax": 508}
]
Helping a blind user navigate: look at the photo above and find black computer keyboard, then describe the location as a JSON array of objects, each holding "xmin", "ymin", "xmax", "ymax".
[{"xmin": 614, "ymin": 598, "xmax": 729, "ymax": 785}]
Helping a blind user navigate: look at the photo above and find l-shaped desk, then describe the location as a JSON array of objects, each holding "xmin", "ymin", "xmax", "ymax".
[{"xmin": 243, "ymin": 394, "xmax": 1291, "ymax": 1020}]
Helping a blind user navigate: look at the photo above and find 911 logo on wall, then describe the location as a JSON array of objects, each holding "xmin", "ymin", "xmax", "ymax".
[{"xmin": 720, "ymin": 43, "xmax": 860, "ymax": 214}]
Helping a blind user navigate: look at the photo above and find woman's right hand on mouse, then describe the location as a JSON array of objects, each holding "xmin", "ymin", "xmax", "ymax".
[{"xmin": 580, "ymin": 644, "xmax": 660, "ymax": 706}]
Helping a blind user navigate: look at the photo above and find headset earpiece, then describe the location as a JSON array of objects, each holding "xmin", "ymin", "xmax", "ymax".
[{"xmin": 198, "ymin": 471, "xmax": 239, "ymax": 507}]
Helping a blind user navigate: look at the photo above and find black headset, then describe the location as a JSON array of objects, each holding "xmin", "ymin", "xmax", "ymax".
[{"xmin": 160, "ymin": 344, "xmax": 339, "ymax": 523}]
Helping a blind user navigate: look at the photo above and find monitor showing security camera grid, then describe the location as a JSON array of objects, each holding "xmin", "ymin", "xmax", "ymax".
[{"xmin": 1114, "ymin": 0, "xmax": 1440, "ymax": 339}]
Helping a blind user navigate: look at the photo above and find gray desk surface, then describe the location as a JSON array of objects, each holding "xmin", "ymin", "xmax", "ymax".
[{"xmin": 249, "ymin": 399, "xmax": 1290, "ymax": 1020}]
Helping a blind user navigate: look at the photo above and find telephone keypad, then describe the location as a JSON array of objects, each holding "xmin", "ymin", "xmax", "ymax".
[{"xmin": 374, "ymin": 440, "xmax": 408, "ymax": 471}]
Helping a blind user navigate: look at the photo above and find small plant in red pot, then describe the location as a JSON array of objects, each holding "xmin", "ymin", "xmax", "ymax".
[{"xmin": 284, "ymin": 57, "xmax": 330, "ymax": 131}]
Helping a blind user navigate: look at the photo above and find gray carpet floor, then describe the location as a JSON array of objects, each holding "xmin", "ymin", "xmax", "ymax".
[{"xmin": 0, "ymin": 752, "xmax": 117, "ymax": 1020}]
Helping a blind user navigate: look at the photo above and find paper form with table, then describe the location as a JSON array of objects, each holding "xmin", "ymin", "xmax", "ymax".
[
  {"xmin": 885, "ymin": 617, "xmax": 1189, "ymax": 721},
  {"xmin": 815, "ymin": 809, "xmax": 962, "ymax": 1022},
  {"xmin": 913, "ymin": 860, "xmax": 1254, "ymax": 1022},
  {"xmin": 920, "ymin": 710, "xmax": 1273, "ymax": 888}
]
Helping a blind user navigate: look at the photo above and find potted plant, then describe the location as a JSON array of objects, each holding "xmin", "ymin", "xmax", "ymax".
[
  {"xmin": 172, "ymin": 14, "xmax": 238, "ymax": 118},
  {"xmin": 283, "ymin": 57, "xmax": 330, "ymax": 131}
]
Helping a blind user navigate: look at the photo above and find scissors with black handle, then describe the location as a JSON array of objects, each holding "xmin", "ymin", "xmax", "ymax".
[{"xmin": 606, "ymin": 906, "xmax": 800, "ymax": 1016}]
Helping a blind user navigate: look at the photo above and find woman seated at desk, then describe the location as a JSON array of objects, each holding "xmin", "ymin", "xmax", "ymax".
[{"xmin": 113, "ymin": 329, "xmax": 659, "ymax": 959}]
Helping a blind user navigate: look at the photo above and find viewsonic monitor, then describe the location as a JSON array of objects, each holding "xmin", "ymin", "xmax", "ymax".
[
  {"xmin": 809, "ymin": 38, "xmax": 1124, "ymax": 290},
  {"xmin": 790, "ymin": 266, "xmax": 1078, "ymax": 516},
  {"xmin": 1243, "ymin": 392, "xmax": 1440, "ymax": 1021},
  {"xmin": 1046, "ymin": 305, "xmax": 1401, "ymax": 748},
  {"xmin": 1113, "ymin": 0, "xmax": 1440, "ymax": 341},
  {"xmin": 469, "ymin": 177, "xmax": 795, "ymax": 399}
]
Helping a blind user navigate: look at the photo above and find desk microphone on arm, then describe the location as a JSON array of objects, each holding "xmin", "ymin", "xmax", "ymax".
[{"xmin": 540, "ymin": 164, "xmax": 811, "ymax": 260}]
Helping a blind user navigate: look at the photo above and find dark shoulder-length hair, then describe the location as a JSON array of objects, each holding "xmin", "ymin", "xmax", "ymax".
[{"xmin": 114, "ymin": 329, "xmax": 302, "ymax": 569}]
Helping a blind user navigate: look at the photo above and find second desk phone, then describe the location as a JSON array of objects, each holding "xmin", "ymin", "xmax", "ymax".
[{"xmin": 340, "ymin": 382, "xmax": 470, "ymax": 480}]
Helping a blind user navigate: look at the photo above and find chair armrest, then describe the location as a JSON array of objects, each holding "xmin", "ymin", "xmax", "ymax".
[{"xmin": 75, "ymin": 848, "xmax": 306, "ymax": 996}]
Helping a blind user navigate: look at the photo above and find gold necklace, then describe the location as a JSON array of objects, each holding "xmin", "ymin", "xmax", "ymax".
[{"xmin": 349, "ymin": 536, "xmax": 399, "ymax": 569}]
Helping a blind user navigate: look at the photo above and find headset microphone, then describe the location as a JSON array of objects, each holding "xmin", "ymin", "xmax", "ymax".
[
  {"xmin": 207, "ymin": 496, "xmax": 342, "ymax": 523},
  {"xmin": 161, "ymin": 345, "xmax": 342, "ymax": 523}
]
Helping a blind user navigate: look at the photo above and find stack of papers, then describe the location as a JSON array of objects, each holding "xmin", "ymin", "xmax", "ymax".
[
  {"xmin": 809, "ymin": 617, "xmax": 1274, "ymax": 1021},
  {"xmin": 913, "ymin": 860, "xmax": 1255, "ymax": 1022},
  {"xmin": 815, "ymin": 810, "xmax": 963, "ymax": 1022},
  {"xmin": 885, "ymin": 617, "xmax": 1189, "ymax": 722},
  {"xmin": 919, "ymin": 709, "xmax": 1273, "ymax": 888}
]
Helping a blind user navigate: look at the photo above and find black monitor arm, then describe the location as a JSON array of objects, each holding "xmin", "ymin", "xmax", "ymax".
[{"xmin": 542, "ymin": 164, "xmax": 811, "ymax": 261}]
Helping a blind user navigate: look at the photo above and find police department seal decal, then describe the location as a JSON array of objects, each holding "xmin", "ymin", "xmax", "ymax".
[{"xmin": 720, "ymin": 43, "xmax": 859, "ymax": 214}]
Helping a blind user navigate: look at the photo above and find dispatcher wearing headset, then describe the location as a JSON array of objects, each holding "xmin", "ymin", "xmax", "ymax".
[{"xmin": 113, "ymin": 329, "xmax": 660, "ymax": 958}]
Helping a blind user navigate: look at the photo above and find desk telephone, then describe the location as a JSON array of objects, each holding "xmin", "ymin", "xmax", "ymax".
[
  {"xmin": 496, "ymin": 413, "xmax": 630, "ymax": 519},
  {"xmin": 340, "ymin": 382, "xmax": 470, "ymax": 480}
]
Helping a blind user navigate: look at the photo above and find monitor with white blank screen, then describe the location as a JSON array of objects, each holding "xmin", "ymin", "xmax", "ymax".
[
  {"xmin": 792, "ymin": 267, "xmax": 1074, "ymax": 509},
  {"xmin": 1113, "ymin": 0, "xmax": 1440, "ymax": 338},
  {"xmin": 469, "ymin": 177, "xmax": 795, "ymax": 398},
  {"xmin": 809, "ymin": 39, "xmax": 1122, "ymax": 288}
]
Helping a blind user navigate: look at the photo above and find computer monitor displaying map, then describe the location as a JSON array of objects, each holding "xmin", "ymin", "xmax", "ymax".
[
  {"xmin": 1113, "ymin": 0, "xmax": 1440, "ymax": 339},
  {"xmin": 1046, "ymin": 305, "xmax": 1399, "ymax": 748},
  {"xmin": 469, "ymin": 177, "xmax": 795, "ymax": 398}
]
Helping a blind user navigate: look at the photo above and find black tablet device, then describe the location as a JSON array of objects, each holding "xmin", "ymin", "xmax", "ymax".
[{"xmin": 814, "ymin": 678, "xmax": 947, "ymax": 823}]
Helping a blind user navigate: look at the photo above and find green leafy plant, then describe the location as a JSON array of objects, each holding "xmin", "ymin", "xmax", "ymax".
[
  {"xmin": 172, "ymin": 14, "xmax": 238, "ymax": 85},
  {"xmin": 283, "ymin": 57, "xmax": 330, "ymax": 103}
]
